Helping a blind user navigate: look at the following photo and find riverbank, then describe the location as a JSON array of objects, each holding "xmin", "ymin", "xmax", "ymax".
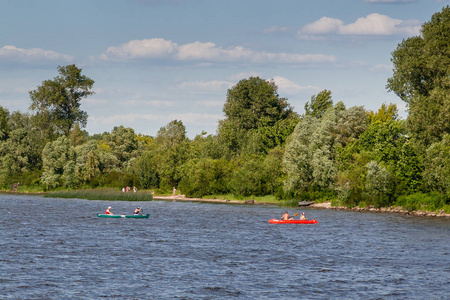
[
  {"xmin": 327, "ymin": 203, "xmax": 450, "ymax": 218},
  {"xmin": 4, "ymin": 189, "xmax": 449, "ymax": 218},
  {"xmin": 154, "ymin": 194, "xmax": 450, "ymax": 218}
]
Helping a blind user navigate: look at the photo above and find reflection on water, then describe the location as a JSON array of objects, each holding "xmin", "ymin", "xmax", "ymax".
[{"xmin": 1, "ymin": 194, "xmax": 449, "ymax": 299}]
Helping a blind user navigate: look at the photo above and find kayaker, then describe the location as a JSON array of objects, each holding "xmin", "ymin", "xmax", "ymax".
[
  {"xmin": 300, "ymin": 212, "xmax": 307, "ymax": 220},
  {"xmin": 281, "ymin": 212, "xmax": 294, "ymax": 220},
  {"xmin": 105, "ymin": 206, "xmax": 113, "ymax": 215},
  {"xmin": 133, "ymin": 207, "xmax": 142, "ymax": 215}
]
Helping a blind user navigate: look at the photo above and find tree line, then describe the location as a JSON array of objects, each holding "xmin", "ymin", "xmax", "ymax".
[{"xmin": 1, "ymin": 7, "xmax": 449, "ymax": 211}]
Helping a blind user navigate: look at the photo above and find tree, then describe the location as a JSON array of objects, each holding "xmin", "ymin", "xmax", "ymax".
[
  {"xmin": 386, "ymin": 6, "xmax": 450, "ymax": 148},
  {"xmin": 223, "ymin": 77, "xmax": 294, "ymax": 130},
  {"xmin": 103, "ymin": 126, "xmax": 138, "ymax": 167},
  {"xmin": 41, "ymin": 136, "xmax": 78, "ymax": 189},
  {"xmin": 154, "ymin": 120, "xmax": 189, "ymax": 189},
  {"xmin": 178, "ymin": 158, "xmax": 230, "ymax": 197},
  {"xmin": 364, "ymin": 161, "xmax": 394, "ymax": 208},
  {"xmin": 154, "ymin": 120, "xmax": 187, "ymax": 148},
  {"xmin": 133, "ymin": 151, "xmax": 159, "ymax": 189},
  {"xmin": 304, "ymin": 90, "xmax": 333, "ymax": 119},
  {"xmin": 0, "ymin": 111, "xmax": 42, "ymax": 187},
  {"xmin": 229, "ymin": 156, "xmax": 266, "ymax": 197},
  {"xmin": 219, "ymin": 77, "xmax": 298, "ymax": 156},
  {"xmin": 283, "ymin": 108, "xmax": 337, "ymax": 196},
  {"xmin": 74, "ymin": 140, "xmax": 101, "ymax": 183},
  {"xmin": 0, "ymin": 106, "xmax": 9, "ymax": 141},
  {"xmin": 423, "ymin": 134, "xmax": 450, "ymax": 196},
  {"xmin": 29, "ymin": 64, "xmax": 94, "ymax": 137}
]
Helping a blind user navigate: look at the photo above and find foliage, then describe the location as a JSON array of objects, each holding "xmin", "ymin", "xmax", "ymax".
[
  {"xmin": 178, "ymin": 158, "xmax": 231, "ymax": 198},
  {"xmin": 132, "ymin": 151, "xmax": 160, "ymax": 189},
  {"xmin": 423, "ymin": 134, "xmax": 450, "ymax": 196},
  {"xmin": 304, "ymin": 89, "xmax": 333, "ymax": 119},
  {"xmin": 364, "ymin": 161, "xmax": 394, "ymax": 208},
  {"xmin": 218, "ymin": 76, "xmax": 298, "ymax": 156},
  {"xmin": 41, "ymin": 136, "xmax": 78, "ymax": 189},
  {"xmin": 154, "ymin": 120, "xmax": 189, "ymax": 189},
  {"xmin": 395, "ymin": 192, "xmax": 449, "ymax": 213},
  {"xmin": 387, "ymin": 6, "xmax": 450, "ymax": 148},
  {"xmin": 228, "ymin": 156, "xmax": 268, "ymax": 197},
  {"xmin": 29, "ymin": 65, "xmax": 94, "ymax": 137},
  {"xmin": 103, "ymin": 126, "xmax": 138, "ymax": 165},
  {"xmin": 283, "ymin": 108, "xmax": 337, "ymax": 196}
]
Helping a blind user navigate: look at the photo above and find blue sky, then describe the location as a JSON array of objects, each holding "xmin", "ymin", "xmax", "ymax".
[{"xmin": 0, "ymin": 0, "xmax": 448, "ymax": 138}]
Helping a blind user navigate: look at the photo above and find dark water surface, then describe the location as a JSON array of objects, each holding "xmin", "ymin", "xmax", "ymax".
[{"xmin": 1, "ymin": 194, "xmax": 449, "ymax": 299}]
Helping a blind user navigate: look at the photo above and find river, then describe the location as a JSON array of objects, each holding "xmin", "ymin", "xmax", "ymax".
[{"xmin": 1, "ymin": 194, "xmax": 449, "ymax": 299}]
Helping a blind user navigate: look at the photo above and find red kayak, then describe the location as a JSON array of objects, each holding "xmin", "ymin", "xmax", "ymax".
[{"xmin": 269, "ymin": 219, "xmax": 318, "ymax": 224}]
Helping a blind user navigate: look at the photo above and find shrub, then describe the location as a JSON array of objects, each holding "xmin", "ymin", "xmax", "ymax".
[{"xmin": 395, "ymin": 192, "xmax": 449, "ymax": 212}]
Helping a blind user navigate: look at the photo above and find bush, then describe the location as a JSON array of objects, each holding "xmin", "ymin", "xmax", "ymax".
[{"xmin": 395, "ymin": 192, "xmax": 449, "ymax": 212}]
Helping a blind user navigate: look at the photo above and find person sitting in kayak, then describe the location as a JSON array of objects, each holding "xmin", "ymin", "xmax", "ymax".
[
  {"xmin": 133, "ymin": 207, "xmax": 142, "ymax": 215},
  {"xmin": 300, "ymin": 212, "xmax": 307, "ymax": 220},
  {"xmin": 281, "ymin": 212, "xmax": 294, "ymax": 220},
  {"xmin": 105, "ymin": 206, "xmax": 113, "ymax": 215}
]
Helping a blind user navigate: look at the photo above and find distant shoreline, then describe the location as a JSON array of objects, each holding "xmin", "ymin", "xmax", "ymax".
[
  {"xmin": 3, "ymin": 191, "xmax": 449, "ymax": 218},
  {"xmin": 154, "ymin": 195, "xmax": 450, "ymax": 218}
]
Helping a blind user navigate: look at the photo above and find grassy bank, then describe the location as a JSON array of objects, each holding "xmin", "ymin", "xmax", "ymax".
[
  {"xmin": 45, "ymin": 188, "xmax": 153, "ymax": 201},
  {"xmin": 204, "ymin": 194, "xmax": 280, "ymax": 204}
]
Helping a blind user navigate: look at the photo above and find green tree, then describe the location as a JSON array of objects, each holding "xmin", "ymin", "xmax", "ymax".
[
  {"xmin": 154, "ymin": 120, "xmax": 189, "ymax": 189},
  {"xmin": 178, "ymin": 158, "xmax": 230, "ymax": 197},
  {"xmin": 0, "ymin": 106, "xmax": 9, "ymax": 141},
  {"xmin": 0, "ymin": 111, "xmax": 43, "ymax": 187},
  {"xmin": 368, "ymin": 103, "xmax": 399, "ymax": 123},
  {"xmin": 133, "ymin": 151, "xmax": 159, "ymax": 189},
  {"xmin": 387, "ymin": 6, "xmax": 450, "ymax": 148},
  {"xmin": 74, "ymin": 140, "xmax": 101, "ymax": 184},
  {"xmin": 304, "ymin": 90, "xmax": 333, "ymax": 119},
  {"xmin": 423, "ymin": 134, "xmax": 450, "ymax": 196},
  {"xmin": 223, "ymin": 77, "xmax": 294, "ymax": 130},
  {"xmin": 41, "ymin": 136, "xmax": 78, "ymax": 189},
  {"xmin": 103, "ymin": 126, "xmax": 138, "ymax": 167},
  {"xmin": 283, "ymin": 108, "xmax": 337, "ymax": 196},
  {"xmin": 219, "ymin": 77, "xmax": 298, "ymax": 156},
  {"xmin": 229, "ymin": 156, "xmax": 266, "ymax": 197},
  {"xmin": 364, "ymin": 160, "xmax": 394, "ymax": 208},
  {"xmin": 29, "ymin": 64, "xmax": 94, "ymax": 137}
]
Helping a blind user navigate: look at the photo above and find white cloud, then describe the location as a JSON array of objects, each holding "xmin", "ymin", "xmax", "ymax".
[
  {"xmin": 271, "ymin": 76, "xmax": 319, "ymax": 94},
  {"xmin": 298, "ymin": 13, "xmax": 421, "ymax": 40},
  {"xmin": 103, "ymin": 38, "xmax": 177, "ymax": 60},
  {"xmin": 99, "ymin": 38, "xmax": 336, "ymax": 64},
  {"xmin": 0, "ymin": 45, "xmax": 74, "ymax": 64}
]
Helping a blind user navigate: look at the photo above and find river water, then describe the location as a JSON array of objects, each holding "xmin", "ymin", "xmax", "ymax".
[{"xmin": 0, "ymin": 194, "xmax": 449, "ymax": 299}]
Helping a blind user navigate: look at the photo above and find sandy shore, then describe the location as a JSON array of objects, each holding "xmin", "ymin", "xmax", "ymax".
[{"xmin": 153, "ymin": 195, "xmax": 450, "ymax": 218}]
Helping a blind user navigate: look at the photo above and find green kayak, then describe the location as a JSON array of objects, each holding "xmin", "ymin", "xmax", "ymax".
[{"xmin": 97, "ymin": 214, "xmax": 150, "ymax": 219}]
